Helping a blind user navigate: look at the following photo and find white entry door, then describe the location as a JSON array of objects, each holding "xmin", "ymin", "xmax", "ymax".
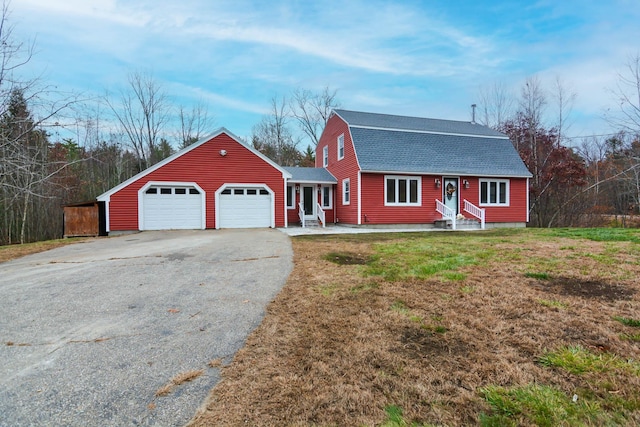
[
  {"xmin": 443, "ymin": 177, "xmax": 459, "ymax": 215},
  {"xmin": 302, "ymin": 185, "xmax": 316, "ymax": 221}
]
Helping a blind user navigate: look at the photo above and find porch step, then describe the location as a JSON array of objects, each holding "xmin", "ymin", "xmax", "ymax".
[
  {"xmin": 434, "ymin": 218, "xmax": 482, "ymax": 230},
  {"xmin": 304, "ymin": 219, "xmax": 321, "ymax": 227}
]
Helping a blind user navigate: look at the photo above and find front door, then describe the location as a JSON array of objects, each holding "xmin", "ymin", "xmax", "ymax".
[
  {"xmin": 302, "ymin": 185, "xmax": 316, "ymax": 220},
  {"xmin": 443, "ymin": 177, "xmax": 459, "ymax": 215}
]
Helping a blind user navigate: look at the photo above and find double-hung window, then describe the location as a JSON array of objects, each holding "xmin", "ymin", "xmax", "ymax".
[
  {"xmin": 321, "ymin": 186, "xmax": 332, "ymax": 208},
  {"xmin": 479, "ymin": 179, "xmax": 509, "ymax": 206},
  {"xmin": 337, "ymin": 134, "xmax": 344, "ymax": 160},
  {"xmin": 286, "ymin": 185, "xmax": 294, "ymax": 208},
  {"xmin": 385, "ymin": 176, "xmax": 420, "ymax": 206},
  {"xmin": 342, "ymin": 178, "xmax": 350, "ymax": 205},
  {"xmin": 322, "ymin": 145, "xmax": 329, "ymax": 167}
]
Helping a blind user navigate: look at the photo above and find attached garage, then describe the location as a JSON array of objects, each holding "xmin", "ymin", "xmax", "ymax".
[
  {"xmin": 96, "ymin": 129, "xmax": 291, "ymax": 233},
  {"xmin": 139, "ymin": 182, "xmax": 205, "ymax": 230},
  {"xmin": 217, "ymin": 185, "xmax": 273, "ymax": 229}
]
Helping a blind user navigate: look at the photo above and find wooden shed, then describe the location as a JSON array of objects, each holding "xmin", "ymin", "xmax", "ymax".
[{"xmin": 63, "ymin": 201, "xmax": 106, "ymax": 237}]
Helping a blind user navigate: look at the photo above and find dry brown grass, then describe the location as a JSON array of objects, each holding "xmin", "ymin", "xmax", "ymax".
[
  {"xmin": 156, "ymin": 369, "xmax": 205, "ymax": 397},
  {"xmin": 0, "ymin": 238, "xmax": 87, "ymax": 263},
  {"xmin": 188, "ymin": 230, "xmax": 640, "ymax": 426}
]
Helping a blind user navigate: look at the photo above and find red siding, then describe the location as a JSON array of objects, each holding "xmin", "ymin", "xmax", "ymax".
[
  {"xmin": 107, "ymin": 133, "xmax": 286, "ymax": 230},
  {"xmin": 359, "ymin": 174, "xmax": 528, "ymax": 225},
  {"xmin": 317, "ymin": 114, "xmax": 360, "ymax": 224},
  {"xmin": 360, "ymin": 173, "xmax": 442, "ymax": 224}
]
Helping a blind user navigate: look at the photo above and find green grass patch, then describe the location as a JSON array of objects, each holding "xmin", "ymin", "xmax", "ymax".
[
  {"xmin": 442, "ymin": 271, "xmax": 468, "ymax": 281},
  {"xmin": 525, "ymin": 272, "xmax": 550, "ymax": 280},
  {"xmin": 350, "ymin": 281, "xmax": 380, "ymax": 293},
  {"xmin": 544, "ymin": 227, "xmax": 640, "ymax": 243},
  {"xmin": 460, "ymin": 285, "xmax": 475, "ymax": 293},
  {"xmin": 537, "ymin": 299, "xmax": 567, "ymax": 309},
  {"xmin": 381, "ymin": 404, "xmax": 432, "ymax": 427},
  {"xmin": 480, "ymin": 384, "xmax": 603, "ymax": 427},
  {"xmin": 364, "ymin": 234, "xmax": 495, "ymax": 281},
  {"xmin": 390, "ymin": 300, "xmax": 410, "ymax": 316},
  {"xmin": 620, "ymin": 333, "xmax": 640, "ymax": 342},
  {"xmin": 538, "ymin": 345, "xmax": 639, "ymax": 375},
  {"xmin": 318, "ymin": 283, "xmax": 340, "ymax": 296},
  {"xmin": 613, "ymin": 316, "xmax": 640, "ymax": 328}
]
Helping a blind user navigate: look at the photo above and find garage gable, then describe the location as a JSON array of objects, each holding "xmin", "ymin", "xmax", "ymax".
[{"xmin": 96, "ymin": 128, "xmax": 292, "ymax": 232}]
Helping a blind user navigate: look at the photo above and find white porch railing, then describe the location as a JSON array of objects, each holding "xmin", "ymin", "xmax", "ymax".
[
  {"xmin": 463, "ymin": 199, "xmax": 485, "ymax": 229},
  {"xmin": 298, "ymin": 202, "xmax": 305, "ymax": 228},
  {"xmin": 435, "ymin": 199, "xmax": 456, "ymax": 230},
  {"xmin": 316, "ymin": 203, "xmax": 326, "ymax": 228}
]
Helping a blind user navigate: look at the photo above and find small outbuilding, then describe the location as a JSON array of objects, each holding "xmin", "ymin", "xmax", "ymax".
[{"xmin": 63, "ymin": 201, "xmax": 106, "ymax": 237}]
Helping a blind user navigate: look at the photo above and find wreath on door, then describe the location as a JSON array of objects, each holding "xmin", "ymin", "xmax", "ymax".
[{"xmin": 446, "ymin": 182, "xmax": 456, "ymax": 200}]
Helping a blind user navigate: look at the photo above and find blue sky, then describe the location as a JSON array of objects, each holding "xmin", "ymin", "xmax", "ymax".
[{"xmin": 12, "ymin": 0, "xmax": 640, "ymax": 146}]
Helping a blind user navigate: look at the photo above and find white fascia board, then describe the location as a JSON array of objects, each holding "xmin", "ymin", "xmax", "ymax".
[
  {"xmin": 96, "ymin": 127, "xmax": 291, "ymax": 201},
  {"xmin": 359, "ymin": 169, "xmax": 532, "ymax": 178}
]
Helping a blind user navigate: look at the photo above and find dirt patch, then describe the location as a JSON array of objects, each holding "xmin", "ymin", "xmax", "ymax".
[
  {"xmin": 530, "ymin": 277, "xmax": 635, "ymax": 301},
  {"xmin": 188, "ymin": 232, "xmax": 640, "ymax": 427},
  {"xmin": 324, "ymin": 251, "xmax": 372, "ymax": 265}
]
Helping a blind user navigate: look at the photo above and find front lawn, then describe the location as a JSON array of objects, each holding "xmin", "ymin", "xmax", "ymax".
[{"xmin": 189, "ymin": 228, "xmax": 640, "ymax": 426}]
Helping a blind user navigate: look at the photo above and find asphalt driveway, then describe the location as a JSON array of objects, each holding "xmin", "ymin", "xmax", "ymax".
[{"xmin": 0, "ymin": 229, "xmax": 293, "ymax": 426}]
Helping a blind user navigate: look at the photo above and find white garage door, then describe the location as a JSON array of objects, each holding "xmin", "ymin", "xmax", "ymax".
[
  {"xmin": 218, "ymin": 187, "xmax": 272, "ymax": 228},
  {"xmin": 142, "ymin": 185, "xmax": 203, "ymax": 230}
]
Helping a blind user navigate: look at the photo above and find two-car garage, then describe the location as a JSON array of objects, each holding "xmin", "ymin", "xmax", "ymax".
[
  {"xmin": 138, "ymin": 182, "xmax": 274, "ymax": 231},
  {"xmin": 97, "ymin": 130, "xmax": 289, "ymax": 233}
]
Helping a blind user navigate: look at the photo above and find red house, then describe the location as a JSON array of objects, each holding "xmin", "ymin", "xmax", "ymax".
[
  {"xmin": 315, "ymin": 109, "xmax": 532, "ymax": 229},
  {"xmin": 97, "ymin": 129, "xmax": 292, "ymax": 234},
  {"xmin": 97, "ymin": 110, "xmax": 531, "ymax": 234}
]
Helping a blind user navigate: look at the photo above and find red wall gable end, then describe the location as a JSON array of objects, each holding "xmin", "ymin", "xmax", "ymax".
[{"xmin": 105, "ymin": 133, "xmax": 286, "ymax": 231}]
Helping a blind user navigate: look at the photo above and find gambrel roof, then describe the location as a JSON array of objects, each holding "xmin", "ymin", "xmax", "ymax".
[{"xmin": 334, "ymin": 109, "xmax": 532, "ymax": 178}]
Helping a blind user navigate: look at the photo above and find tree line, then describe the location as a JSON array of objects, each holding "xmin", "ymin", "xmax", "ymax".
[{"xmin": 1, "ymin": 1, "xmax": 640, "ymax": 245}]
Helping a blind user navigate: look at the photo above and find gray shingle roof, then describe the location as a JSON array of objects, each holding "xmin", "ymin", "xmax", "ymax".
[
  {"xmin": 335, "ymin": 109, "xmax": 532, "ymax": 178},
  {"xmin": 283, "ymin": 167, "xmax": 337, "ymax": 183},
  {"xmin": 335, "ymin": 109, "xmax": 507, "ymax": 138}
]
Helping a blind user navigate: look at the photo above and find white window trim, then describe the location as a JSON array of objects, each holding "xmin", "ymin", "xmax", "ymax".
[
  {"xmin": 322, "ymin": 145, "xmax": 329, "ymax": 167},
  {"xmin": 479, "ymin": 179, "xmax": 510, "ymax": 206},
  {"xmin": 286, "ymin": 184, "xmax": 294, "ymax": 208},
  {"xmin": 384, "ymin": 175, "xmax": 422, "ymax": 206},
  {"xmin": 337, "ymin": 134, "xmax": 344, "ymax": 160},
  {"xmin": 342, "ymin": 178, "xmax": 350, "ymax": 205},
  {"xmin": 321, "ymin": 186, "xmax": 332, "ymax": 209}
]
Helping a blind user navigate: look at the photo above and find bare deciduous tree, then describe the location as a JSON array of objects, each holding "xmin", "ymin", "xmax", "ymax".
[
  {"xmin": 106, "ymin": 71, "xmax": 171, "ymax": 169},
  {"xmin": 290, "ymin": 86, "xmax": 339, "ymax": 147},
  {"xmin": 178, "ymin": 100, "xmax": 215, "ymax": 149},
  {"xmin": 607, "ymin": 53, "xmax": 640, "ymax": 138},
  {"xmin": 475, "ymin": 81, "xmax": 514, "ymax": 129},
  {"xmin": 552, "ymin": 76, "xmax": 577, "ymax": 145},
  {"xmin": 252, "ymin": 96, "xmax": 300, "ymax": 166}
]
